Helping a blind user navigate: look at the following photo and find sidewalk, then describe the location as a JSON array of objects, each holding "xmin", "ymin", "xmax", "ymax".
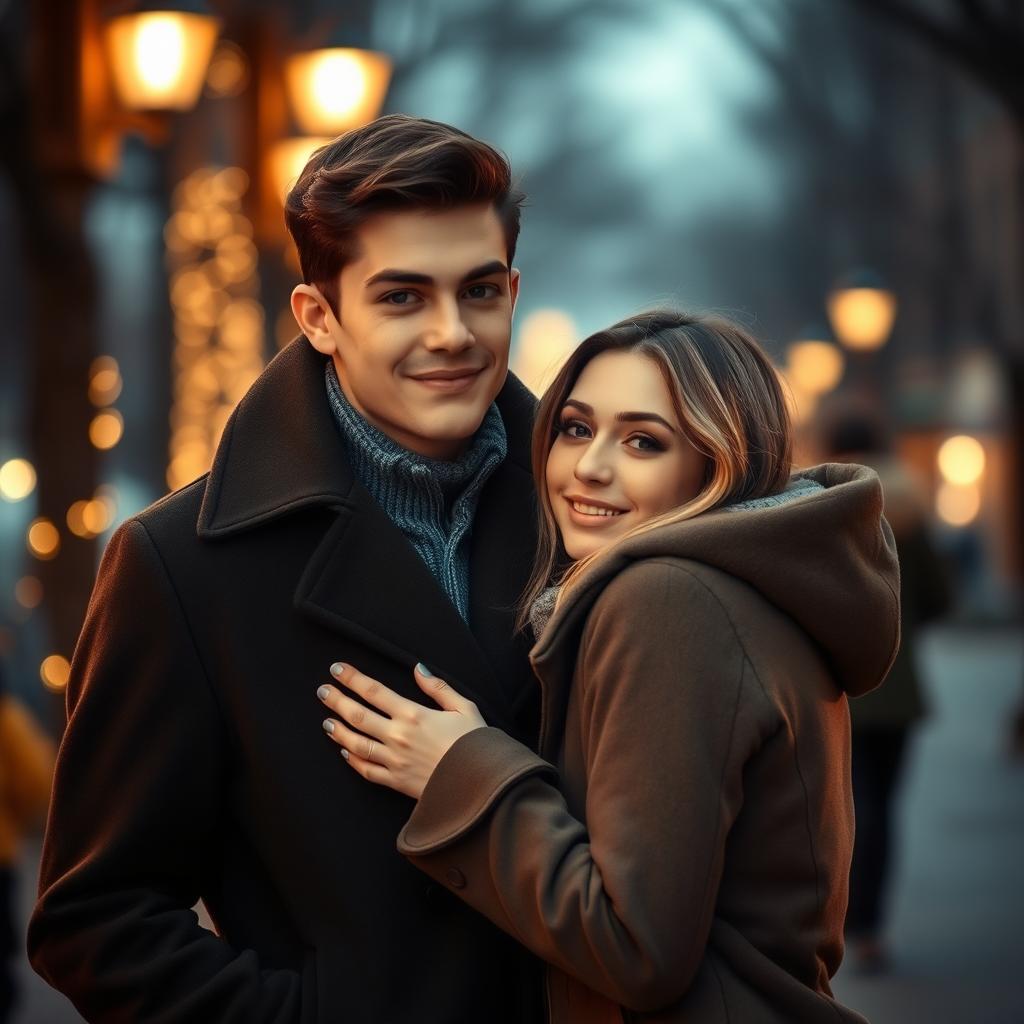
[
  {"xmin": 833, "ymin": 625, "xmax": 1024, "ymax": 1024},
  {"xmin": 8, "ymin": 625, "xmax": 1024, "ymax": 1023}
]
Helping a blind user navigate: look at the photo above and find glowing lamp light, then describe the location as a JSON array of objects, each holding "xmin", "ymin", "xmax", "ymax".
[
  {"xmin": 0, "ymin": 458, "xmax": 37, "ymax": 501},
  {"xmin": 90, "ymin": 409, "xmax": 125, "ymax": 450},
  {"xmin": 512, "ymin": 310, "xmax": 579, "ymax": 397},
  {"xmin": 40, "ymin": 654, "xmax": 71, "ymax": 692},
  {"xmin": 104, "ymin": 11, "xmax": 221, "ymax": 111},
  {"xmin": 27, "ymin": 518, "xmax": 60, "ymax": 560},
  {"xmin": 269, "ymin": 136, "xmax": 333, "ymax": 204},
  {"xmin": 827, "ymin": 279, "xmax": 897, "ymax": 352},
  {"xmin": 285, "ymin": 48, "xmax": 392, "ymax": 136},
  {"xmin": 89, "ymin": 356, "xmax": 123, "ymax": 406},
  {"xmin": 936, "ymin": 482, "xmax": 981, "ymax": 527},
  {"xmin": 937, "ymin": 435, "xmax": 985, "ymax": 486},
  {"xmin": 785, "ymin": 339, "xmax": 845, "ymax": 397}
]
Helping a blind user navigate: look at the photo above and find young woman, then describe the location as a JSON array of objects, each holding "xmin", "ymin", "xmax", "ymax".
[{"xmin": 315, "ymin": 310, "xmax": 898, "ymax": 1022}]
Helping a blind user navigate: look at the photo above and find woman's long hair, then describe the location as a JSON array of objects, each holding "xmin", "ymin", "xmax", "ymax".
[{"xmin": 517, "ymin": 310, "xmax": 793, "ymax": 631}]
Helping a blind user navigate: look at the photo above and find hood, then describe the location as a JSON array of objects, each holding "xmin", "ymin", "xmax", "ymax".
[{"xmin": 532, "ymin": 463, "xmax": 900, "ymax": 698}]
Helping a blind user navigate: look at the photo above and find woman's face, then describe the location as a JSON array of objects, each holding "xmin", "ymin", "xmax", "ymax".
[{"xmin": 545, "ymin": 350, "xmax": 709, "ymax": 561}]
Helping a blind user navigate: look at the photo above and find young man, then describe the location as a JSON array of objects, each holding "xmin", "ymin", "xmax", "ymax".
[{"xmin": 28, "ymin": 115, "xmax": 544, "ymax": 1023}]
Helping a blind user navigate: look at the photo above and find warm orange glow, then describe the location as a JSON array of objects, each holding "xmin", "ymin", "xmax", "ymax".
[
  {"xmin": 0, "ymin": 458, "xmax": 37, "ymax": 501},
  {"xmin": 936, "ymin": 482, "xmax": 981, "ymax": 527},
  {"xmin": 89, "ymin": 356, "xmax": 123, "ymax": 406},
  {"xmin": 786, "ymin": 340, "xmax": 845, "ymax": 397},
  {"xmin": 512, "ymin": 310, "xmax": 579, "ymax": 397},
  {"xmin": 268, "ymin": 137, "xmax": 333, "ymax": 204},
  {"xmin": 205, "ymin": 40, "xmax": 248, "ymax": 98},
  {"xmin": 41, "ymin": 654, "xmax": 71, "ymax": 691},
  {"xmin": 937, "ymin": 435, "xmax": 986, "ymax": 486},
  {"xmin": 27, "ymin": 518, "xmax": 60, "ymax": 559},
  {"xmin": 104, "ymin": 11, "xmax": 221, "ymax": 111},
  {"xmin": 67, "ymin": 501, "xmax": 95, "ymax": 538},
  {"xmin": 15, "ymin": 576, "xmax": 43, "ymax": 609},
  {"xmin": 827, "ymin": 287, "xmax": 897, "ymax": 351},
  {"xmin": 83, "ymin": 498, "xmax": 114, "ymax": 535},
  {"xmin": 90, "ymin": 409, "xmax": 125, "ymax": 450},
  {"xmin": 285, "ymin": 48, "xmax": 392, "ymax": 136}
]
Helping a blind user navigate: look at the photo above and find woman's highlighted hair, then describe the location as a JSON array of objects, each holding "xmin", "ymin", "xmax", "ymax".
[{"xmin": 518, "ymin": 310, "xmax": 793, "ymax": 630}]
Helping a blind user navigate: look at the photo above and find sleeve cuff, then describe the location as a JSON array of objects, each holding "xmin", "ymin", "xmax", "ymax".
[{"xmin": 398, "ymin": 727, "xmax": 556, "ymax": 855}]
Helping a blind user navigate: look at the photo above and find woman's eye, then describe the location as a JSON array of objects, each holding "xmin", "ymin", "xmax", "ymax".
[
  {"xmin": 464, "ymin": 283, "xmax": 499, "ymax": 300},
  {"xmin": 627, "ymin": 434, "xmax": 663, "ymax": 452},
  {"xmin": 559, "ymin": 420, "xmax": 591, "ymax": 439}
]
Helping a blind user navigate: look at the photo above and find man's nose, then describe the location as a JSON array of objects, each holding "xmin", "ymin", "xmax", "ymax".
[{"xmin": 423, "ymin": 296, "xmax": 473, "ymax": 351}]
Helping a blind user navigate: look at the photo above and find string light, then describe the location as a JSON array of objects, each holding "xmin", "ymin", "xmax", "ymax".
[{"xmin": 166, "ymin": 167, "xmax": 264, "ymax": 491}]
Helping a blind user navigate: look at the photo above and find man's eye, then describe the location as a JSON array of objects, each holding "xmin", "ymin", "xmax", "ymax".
[
  {"xmin": 383, "ymin": 291, "xmax": 417, "ymax": 305},
  {"xmin": 464, "ymin": 283, "xmax": 499, "ymax": 300}
]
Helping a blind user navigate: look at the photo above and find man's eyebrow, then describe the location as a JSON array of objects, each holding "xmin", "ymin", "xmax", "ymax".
[
  {"xmin": 562, "ymin": 399, "xmax": 676, "ymax": 433},
  {"xmin": 363, "ymin": 260, "xmax": 509, "ymax": 290}
]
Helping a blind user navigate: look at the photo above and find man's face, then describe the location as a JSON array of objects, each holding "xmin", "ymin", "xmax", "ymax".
[{"xmin": 324, "ymin": 204, "xmax": 519, "ymax": 460}]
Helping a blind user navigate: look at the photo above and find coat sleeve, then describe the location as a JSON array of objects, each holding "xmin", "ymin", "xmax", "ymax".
[
  {"xmin": 27, "ymin": 520, "xmax": 317, "ymax": 1023},
  {"xmin": 397, "ymin": 560, "xmax": 769, "ymax": 1013}
]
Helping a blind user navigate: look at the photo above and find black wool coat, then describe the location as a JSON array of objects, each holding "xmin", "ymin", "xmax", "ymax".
[{"xmin": 27, "ymin": 338, "xmax": 545, "ymax": 1024}]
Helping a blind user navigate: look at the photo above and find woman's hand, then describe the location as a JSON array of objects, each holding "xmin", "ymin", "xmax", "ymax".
[{"xmin": 317, "ymin": 662, "xmax": 486, "ymax": 799}]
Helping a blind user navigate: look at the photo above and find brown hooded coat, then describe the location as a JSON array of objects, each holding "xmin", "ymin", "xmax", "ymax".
[{"xmin": 397, "ymin": 463, "xmax": 900, "ymax": 1023}]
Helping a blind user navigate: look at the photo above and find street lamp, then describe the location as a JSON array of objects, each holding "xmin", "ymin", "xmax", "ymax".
[
  {"xmin": 103, "ymin": 9, "xmax": 221, "ymax": 111},
  {"xmin": 284, "ymin": 47, "xmax": 392, "ymax": 136},
  {"xmin": 827, "ymin": 271, "xmax": 897, "ymax": 352}
]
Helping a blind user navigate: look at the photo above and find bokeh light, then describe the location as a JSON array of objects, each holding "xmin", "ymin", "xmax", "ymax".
[
  {"xmin": 89, "ymin": 409, "xmax": 125, "ymax": 450},
  {"xmin": 786, "ymin": 340, "xmax": 845, "ymax": 396},
  {"xmin": 27, "ymin": 518, "xmax": 60, "ymax": 559},
  {"xmin": 40, "ymin": 654, "xmax": 71, "ymax": 691},
  {"xmin": 512, "ymin": 310, "xmax": 578, "ymax": 396},
  {"xmin": 89, "ymin": 356, "xmax": 123, "ymax": 406},
  {"xmin": 936, "ymin": 481, "xmax": 982, "ymax": 527},
  {"xmin": 0, "ymin": 458, "xmax": 37, "ymax": 501},
  {"xmin": 937, "ymin": 435, "xmax": 986, "ymax": 486}
]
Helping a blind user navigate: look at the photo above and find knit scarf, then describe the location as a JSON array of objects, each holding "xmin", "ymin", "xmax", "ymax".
[{"xmin": 324, "ymin": 360, "xmax": 507, "ymax": 621}]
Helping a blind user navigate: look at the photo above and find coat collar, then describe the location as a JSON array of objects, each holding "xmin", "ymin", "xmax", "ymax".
[
  {"xmin": 198, "ymin": 336, "xmax": 535, "ymax": 538},
  {"xmin": 196, "ymin": 336, "xmax": 539, "ymax": 735}
]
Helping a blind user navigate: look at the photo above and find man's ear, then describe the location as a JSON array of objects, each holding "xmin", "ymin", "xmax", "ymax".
[
  {"xmin": 291, "ymin": 284, "xmax": 338, "ymax": 356},
  {"xmin": 508, "ymin": 268, "xmax": 521, "ymax": 312}
]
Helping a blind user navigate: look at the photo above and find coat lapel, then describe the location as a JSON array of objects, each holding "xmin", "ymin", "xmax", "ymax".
[
  {"xmin": 293, "ymin": 482, "xmax": 517, "ymax": 730},
  {"xmin": 197, "ymin": 337, "xmax": 539, "ymax": 734}
]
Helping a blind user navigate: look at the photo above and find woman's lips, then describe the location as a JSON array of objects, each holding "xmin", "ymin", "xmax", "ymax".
[{"xmin": 563, "ymin": 496, "xmax": 629, "ymax": 527}]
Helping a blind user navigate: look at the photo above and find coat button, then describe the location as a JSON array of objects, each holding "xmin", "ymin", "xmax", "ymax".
[{"xmin": 445, "ymin": 867, "xmax": 467, "ymax": 889}]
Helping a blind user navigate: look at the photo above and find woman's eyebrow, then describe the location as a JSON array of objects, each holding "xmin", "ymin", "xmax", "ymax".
[{"xmin": 562, "ymin": 400, "xmax": 675, "ymax": 433}]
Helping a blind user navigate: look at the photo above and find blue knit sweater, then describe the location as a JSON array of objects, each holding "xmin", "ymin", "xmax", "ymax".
[{"xmin": 324, "ymin": 360, "xmax": 507, "ymax": 621}]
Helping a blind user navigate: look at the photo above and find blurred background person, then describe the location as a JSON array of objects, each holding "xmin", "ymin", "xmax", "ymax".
[
  {"xmin": 0, "ymin": 663, "xmax": 55, "ymax": 1023},
  {"xmin": 817, "ymin": 403, "xmax": 952, "ymax": 974}
]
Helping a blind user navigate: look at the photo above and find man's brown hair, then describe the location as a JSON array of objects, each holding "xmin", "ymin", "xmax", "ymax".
[{"xmin": 284, "ymin": 114, "xmax": 525, "ymax": 316}]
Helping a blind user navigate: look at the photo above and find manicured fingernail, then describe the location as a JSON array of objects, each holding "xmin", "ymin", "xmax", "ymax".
[
  {"xmin": 330, "ymin": 662, "xmax": 345, "ymax": 678},
  {"xmin": 322, "ymin": 719, "xmax": 335, "ymax": 734},
  {"xmin": 416, "ymin": 662, "xmax": 434, "ymax": 677},
  {"xmin": 341, "ymin": 748, "xmax": 350, "ymax": 760},
  {"xmin": 317, "ymin": 685, "xmax": 331, "ymax": 701}
]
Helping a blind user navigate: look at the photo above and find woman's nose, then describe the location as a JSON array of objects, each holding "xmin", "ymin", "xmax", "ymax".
[{"xmin": 573, "ymin": 444, "xmax": 614, "ymax": 485}]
